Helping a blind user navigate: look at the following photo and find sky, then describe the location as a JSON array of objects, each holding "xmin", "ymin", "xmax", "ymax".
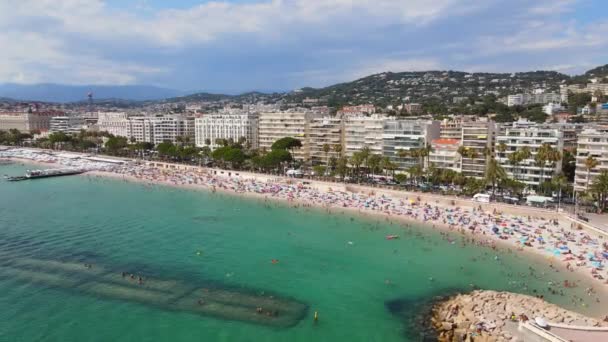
[{"xmin": 0, "ymin": 0, "xmax": 607, "ymax": 93}]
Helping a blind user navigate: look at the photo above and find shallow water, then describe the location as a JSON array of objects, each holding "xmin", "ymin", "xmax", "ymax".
[{"xmin": 0, "ymin": 163, "xmax": 602, "ymax": 341}]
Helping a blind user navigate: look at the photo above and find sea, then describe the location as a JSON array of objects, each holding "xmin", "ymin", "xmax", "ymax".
[{"xmin": 0, "ymin": 162, "xmax": 601, "ymax": 342}]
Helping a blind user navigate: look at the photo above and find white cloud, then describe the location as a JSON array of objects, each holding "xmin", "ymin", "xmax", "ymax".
[
  {"xmin": 0, "ymin": 30, "xmax": 166, "ymax": 85},
  {"xmin": 0, "ymin": 0, "xmax": 606, "ymax": 88},
  {"xmin": 476, "ymin": 19, "xmax": 608, "ymax": 54}
]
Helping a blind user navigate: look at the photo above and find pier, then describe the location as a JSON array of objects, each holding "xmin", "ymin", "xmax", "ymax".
[{"xmin": 6, "ymin": 168, "xmax": 85, "ymax": 181}]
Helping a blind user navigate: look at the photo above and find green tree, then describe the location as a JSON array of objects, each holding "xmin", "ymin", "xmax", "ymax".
[
  {"xmin": 584, "ymin": 156, "xmax": 599, "ymax": 189},
  {"xmin": 322, "ymin": 143, "xmax": 331, "ymax": 167},
  {"xmin": 271, "ymin": 137, "xmax": 302, "ymax": 151},
  {"xmin": 105, "ymin": 135, "xmax": 128, "ymax": 154},
  {"xmin": 157, "ymin": 141, "xmax": 177, "ymax": 159},
  {"xmin": 313, "ymin": 165, "xmax": 327, "ymax": 178},
  {"xmin": 590, "ymin": 170, "xmax": 608, "ymax": 211},
  {"xmin": 367, "ymin": 154, "xmax": 382, "ymax": 176},
  {"xmin": 485, "ymin": 157, "xmax": 506, "ymax": 197},
  {"xmin": 335, "ymin": 157, "xmax": 349, "ymax": 180},
  {"xmin": 562, "ymin": 149, "xmax": 576, "ymax": 181}
]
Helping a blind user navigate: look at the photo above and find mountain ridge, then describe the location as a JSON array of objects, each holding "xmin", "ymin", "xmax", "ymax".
[{"xmin": 0, "ymin": 64, "xmax": 606, "ymax": 105}]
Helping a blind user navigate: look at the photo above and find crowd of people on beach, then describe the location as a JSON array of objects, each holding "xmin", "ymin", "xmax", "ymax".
[{"xmin": 3, "ymin": 148, "xmax": 608, "ymax": 305}]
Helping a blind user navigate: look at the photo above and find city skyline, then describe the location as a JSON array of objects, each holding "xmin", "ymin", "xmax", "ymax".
[{"xmin": 1, "ymin": 0, "xmax": 607, "ymax": 93}]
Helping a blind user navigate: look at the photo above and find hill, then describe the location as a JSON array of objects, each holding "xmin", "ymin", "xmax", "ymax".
[
  {"xmin": 281, "ymin": 70, "xmax": 571, "ymax": 108},
  {"xmin": 570, "ymin": 64, "xmax": 608, "ymax": 84}
]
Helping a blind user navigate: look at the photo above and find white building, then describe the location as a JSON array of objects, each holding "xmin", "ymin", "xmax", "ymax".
[
  {"xmin": 130, "ymin": 115, "xmax": 194, "ymax": 145},
  {"xmin": 507, "ymin": 93, "xmax": 561, "ymax": 107},
  {"xmin": 98, "ymin": 113, "xmax": 194, "ymax": 145},
  {"xmin": 495, "ymin": 121, "xmax": 563, "ymax": 187},
  {"xmin": 574, "ymin": 127, "xmax": 608, "ymax": 191},
  {"xmin": 97, "ymin": 112, "xmax": 130, "ymax": 137},
  {"xmin": 542, "ymin": 102, "xmax": 564, "ymax": 115},
  {"xmin": 460, "ymin": 121, "xmax": 496, "ymax": 179},
  {"xmin": 258, "ymin": 111, "xmax": 323, "ymax": 161},
  {"xmin": 309, "ymin": 116, "xmax": 343, "ymax": 165},
  {"xmin": 343, "ymin": 115, "xmax": 386, "ymax": 158},
  {"xmin": 429, "ymin": 139, "xmax": 461, "ymax": 172},
  {"xmin": 382, "ymin": 120, "xmax": 440, "ymax": 171},
  {"xmin": 49, "ymin": 116, "xmax": 86, "ymax": 133},
  {"xmin": 0, "ymin": 111, "xmax": 57, "ymax": 132},
  {"xmin": 507, "ymin": 94, "xmax": 525, "ymax": 107},
  {"xmin": 194, "ymin": 113, "xmax": 258, "ymax": 149}
]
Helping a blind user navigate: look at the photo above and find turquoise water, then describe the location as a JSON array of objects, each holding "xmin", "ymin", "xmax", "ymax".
[{"xmin": 0, "ymin": 162, "xmax": 601, "ymax": 341}]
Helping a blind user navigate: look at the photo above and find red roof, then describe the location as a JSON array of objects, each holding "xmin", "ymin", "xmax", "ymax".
[{"xmin": 432, "ymin": 139, "xmax": 460, "ymax": 145}]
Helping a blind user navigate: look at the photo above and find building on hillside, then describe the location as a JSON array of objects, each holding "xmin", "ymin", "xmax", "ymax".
[
  {"xmin": 543, "ymin": 102, "xmax": 564, "ymax": 115},
  {"xmin": 343, "ymin": 114, "xmax": 386, "ymax": 158},
  {"xmin": 309, "ymin": 116, "xmax": 343, "ymax": 165},
  {"xmin": 258, "ymin": 111, "xmax": 323, "ymax": 161},
  {"xmin": 382, "ymin": 120, "xmax": 440, "ymax": 171},
  {"xmin": 507, "ymin": 93, "xmax": 561, "ymax": 107},
  {"xmin": 402, "ymin": 103, "xmax": 422, "ymax": 114},
  {"xmin": 0, "ymin": 111, "xmax": 58, "ymax": 132},
  {"xmin": 460, "ymin": 121, "xmax": 496, "ymax": 179},
  {"xmin": 429, "ymin": 139, "xmax": 461, "ymax": 172},
  {"xmin": 574, "ymin": 127, "xmax": 608, "ymax": 191},
  {"xmin": 495, "ymin": 121, "xmax": 563, "ymax": 187},
  {"xmin": 194, "ymin": 113, "xmax": 258, "ymax": 149},
  {"xmin": 337, "ymin": 104, "xmax": 375, "ymax": 116},
  {"xmin": 49, "ymin": 116, "xmax": 86, "ymax": 133}
]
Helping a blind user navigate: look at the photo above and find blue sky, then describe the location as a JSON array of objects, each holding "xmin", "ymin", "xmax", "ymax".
[{"xmin": 0, "ymin": 0, "xmax": 607, "ymax": 93}]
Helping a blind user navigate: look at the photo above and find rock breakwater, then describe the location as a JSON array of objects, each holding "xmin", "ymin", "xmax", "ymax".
[{"xmin": 431, "ymin": 290, "xmax": 606, "ymax": 341}]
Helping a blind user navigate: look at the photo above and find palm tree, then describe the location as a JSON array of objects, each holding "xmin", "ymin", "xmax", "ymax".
[
  {"xmin": 485, "ymin": 157, "xmax": 506, "ymax": 197},
  {"xmin": 407, "ymin": 164, "xmax": 423, "ymax": 185},
  {"xmin": 367, "ymin": 154, "xmax": 382, "ymax": 176},
  {"xmin": 333, "ymin": 144, "xmax": 342, "ymax": 156},
  {"xmin": 350, "ymin": 152, "xmax": 365, "ymax": 181},
  {"xmin": 496, "ymin": 142, "xmax": 507, "ymax": 156},
  {"xmin": 590, "ymin": 170, "xmax": 608, "ymax": 211},
  {"xmin": 507, "ymin": 151, "xmax": 521, "ymax": 181},
  {"xmin": 322, "ymin": 143, "xmax": 331, "ymax": 168},
  {"xmin": 380, "ymin": 156, "xmax": 396, "ymax": 177},
  {"xmin": 535, "ymin": 144, "xmax": 550, "ymax": 190},
  {"xmin": 584, "ymin": 156, "xmax": 599, "ymax": 189},
  {"xmin": 552, "ymin": 172, "xmax": 568, "ymax": 212}
]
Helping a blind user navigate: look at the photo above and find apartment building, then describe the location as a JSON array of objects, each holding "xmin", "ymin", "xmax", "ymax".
[
  {"xmin": 382, "ymin": 120, "xmax": 440, "ymax": 171},
  {"xmin": 194, "ymin": 113, "xmax": 258, "ymax": 149},
  {"xmin": 98, "ymin": 113, "xmax": 194, "ymax": 145},
  {"xmin": 309, "ymin": 116, "xmax": 343, "ymax": 165},
  {"xmin": 131, "ymin": 115, "xmax": 195, "ymax": 145},
  {"xmin": 0, "ymin": 111, "xmax": 57, "ymax": 132},
  {"xmin": 507, "ymin": 93, "xmax": 561, "ymax": 107},
  {"xmin": 97, "ymin": 112, "xmax": 130, "ymax": 137},
  {"xmin": 495, "ymin": 121, "xmax": 563, "ymax": 187},
  {"xmin": 440, "ymin": 119, "xmax": 463, "ymax": 139},
  {"xmin": 574, "ymin": 127, "xmax": 608, "ymax": 191},
  {"xmin": 49, "ymin": 116, "xmax": 86, "ymax": 133},
  {"xmin": 343, "ymin": 114, "xmax": 386, "ymax": 158},
  {"xmin": 258, "ymin": 111, "xmax": 323, "ymax": 161},
  {"xmin": 429, "ymin": 139, "xmax": 461, "ymax": 172},
  {"xmin": 337, "ymin": 104, "xmax": 376, "ymax": 116},
  {"xmin": 460, "ymin": 121, "xmax": 496, "ymax": 179}
]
